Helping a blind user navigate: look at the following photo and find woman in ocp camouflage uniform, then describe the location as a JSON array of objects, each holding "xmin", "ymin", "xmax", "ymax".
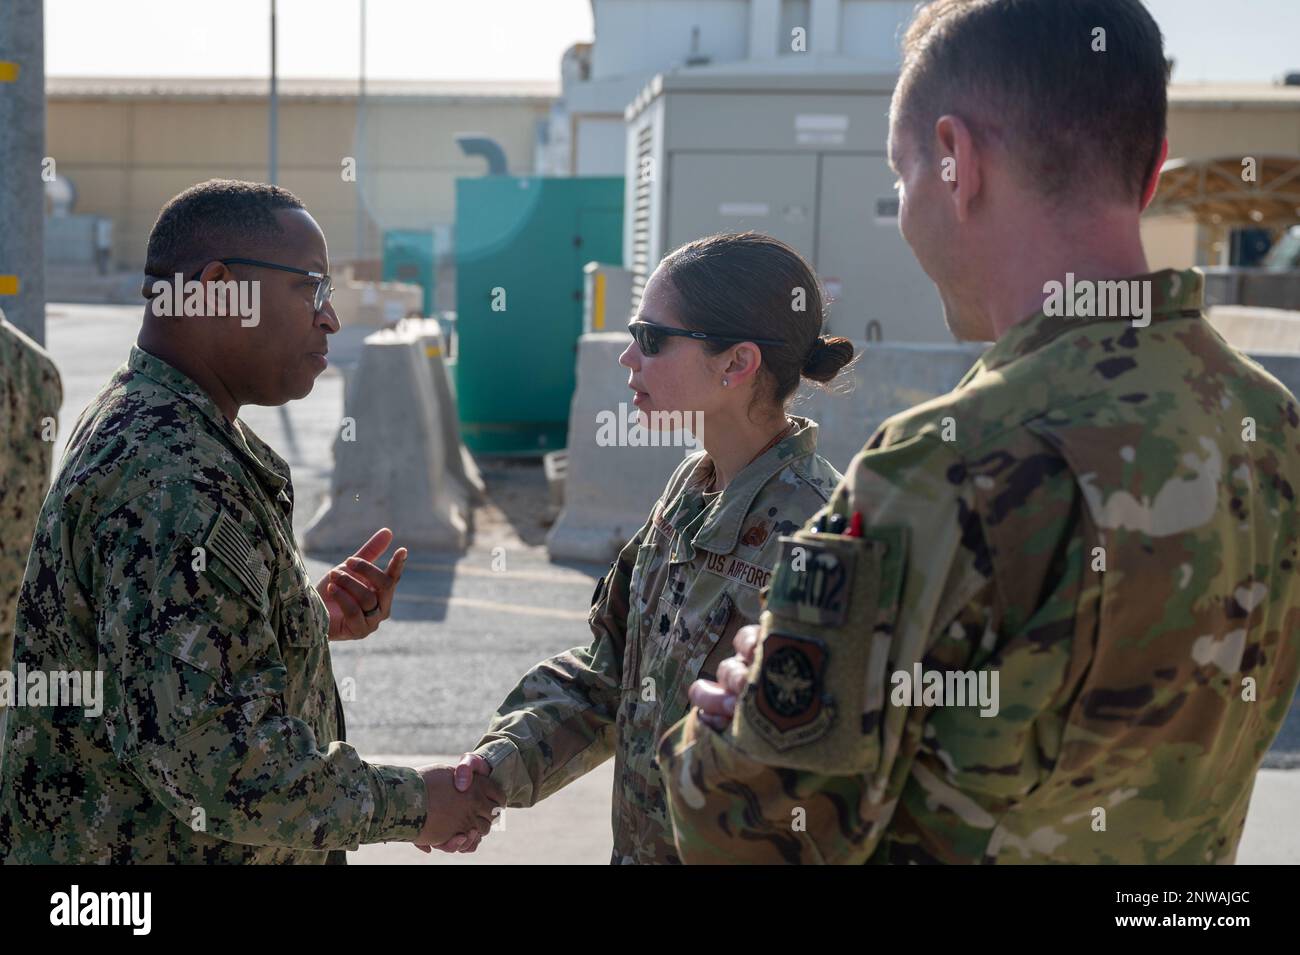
[{"xmin": 447, "ymin": 232, "xmax": 854, "ymax": 863}]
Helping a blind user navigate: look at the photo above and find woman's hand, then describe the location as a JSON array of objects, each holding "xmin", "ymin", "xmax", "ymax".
[{"xmin": 688, "ymin": 624, "xmax": 760, "ymax": 730}]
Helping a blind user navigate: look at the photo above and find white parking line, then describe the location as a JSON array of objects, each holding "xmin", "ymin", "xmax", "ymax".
[
  {"xmin": 406, "ymin": 561, "xmax": 596, "ymax": 586},
  {"xmin": 395, "ymin": 592, "xmax": 589, "ymax": 621}
]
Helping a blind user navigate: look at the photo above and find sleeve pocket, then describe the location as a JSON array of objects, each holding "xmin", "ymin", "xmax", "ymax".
[
  {"xmin": 730, "ymin": 526, "xmax": 907, "ymax": 775},
  {"xmin": 279, "ymin": 588, "xmax": 325, "ymax": 648},
  {"xmin": 126, "ymin": 622, "xmax": 285, "ymax": 758}
]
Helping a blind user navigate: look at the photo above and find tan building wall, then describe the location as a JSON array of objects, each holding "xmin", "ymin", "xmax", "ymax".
[
  {"xmin": 47, "ymin": 79, "xmax": 1300, "ymax": 291},
  {"xmin": 47, "ymin": 78, "xmax": 556, "ymax": 306},
  {"xmin": 1142, "ymin": 84, "xmax": 1300, "ymax": 270}
]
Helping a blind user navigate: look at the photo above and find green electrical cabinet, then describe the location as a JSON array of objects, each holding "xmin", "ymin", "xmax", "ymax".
[
  {"xmin": 455, "ymin": 176, "xmax": 624, "ymax": 455},
  {"xmin": 382, "ymin": 229, "xmax": 435, "ymax": 315}
]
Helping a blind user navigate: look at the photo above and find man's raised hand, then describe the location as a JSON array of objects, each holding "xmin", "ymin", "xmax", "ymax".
[{"xmin": 318, "ymin": 527, "xmax": 408, "ymax": 640}]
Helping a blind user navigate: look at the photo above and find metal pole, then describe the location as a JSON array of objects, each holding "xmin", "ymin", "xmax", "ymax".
[
  {"xmin": 0, "ymin": 0, "xmax": 46, "ymax": 343},
  {"xmin": 269, "ymin": 0, "xmax": 278, "ymax": 184},
  {"xmin": 354, "ymin": 0, "xmax": 367, "ymax": 261}
]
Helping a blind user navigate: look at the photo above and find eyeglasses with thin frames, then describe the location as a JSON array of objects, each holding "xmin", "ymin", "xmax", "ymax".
[{"xmin": 181, "ymin": 257, "xmax": 335, "ymax": 313}]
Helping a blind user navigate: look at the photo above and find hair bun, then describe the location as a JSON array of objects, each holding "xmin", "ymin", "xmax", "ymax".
[
  {"xmin": 802, "ymin": 337, "xmax": 828, "ymax": 373},
  {"xmin": 801, "ymin": 335, "xmax": 856, "ymax": 383}
]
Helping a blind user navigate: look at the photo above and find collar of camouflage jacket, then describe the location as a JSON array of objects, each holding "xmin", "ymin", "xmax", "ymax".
[
  {"xmin": 668, "ymin": 415, "xmax": 820, "ymax": 562},
  {"xmin": 127, "ymin": 346, "xmax": 292, "ymax": 496},
  {"xmin": 971, "ymin": 268, "xmax": 1205, "ymax": 378}
]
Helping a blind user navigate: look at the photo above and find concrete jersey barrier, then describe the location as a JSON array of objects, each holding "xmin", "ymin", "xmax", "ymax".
[
  {"xmin": 407, "ymin": 318, "xmax": 486, "ymax": 506},
  {"xmin": 304, "ymin": 323, "xmax": 475, "ymax": 555},
  {"xmin": 1208, "ymin": 306, "xmax": 1300, "ymax": 354},
  {"xmin": 545, "ymin": 332, "xmax": 695, "ymax": 563}
]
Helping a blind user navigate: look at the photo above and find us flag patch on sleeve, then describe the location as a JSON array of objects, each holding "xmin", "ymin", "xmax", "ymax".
[{"xmin": 204, "ymin": 508, "xmax": 271, "ymax": 598}]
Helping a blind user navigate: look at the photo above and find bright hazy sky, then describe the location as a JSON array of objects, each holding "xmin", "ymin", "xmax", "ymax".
[{"xmin": 43, "ymin": 0, "xmax": 1300, "ymax": 85}]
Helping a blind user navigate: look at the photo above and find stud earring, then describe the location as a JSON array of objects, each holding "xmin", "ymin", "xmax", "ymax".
[{"xmin": 722, "ymin": 378, "xmax": 729, "ymax": 387}]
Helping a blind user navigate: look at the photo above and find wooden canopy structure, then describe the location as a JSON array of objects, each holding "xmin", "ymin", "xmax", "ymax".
[
  {"xmin": 1147, "ymin": 155, "xmax": 1300, "ymax": 265},
  {"xmin": 1150, "ymin": 155, "xmax": 1300, "ymax": 229}
]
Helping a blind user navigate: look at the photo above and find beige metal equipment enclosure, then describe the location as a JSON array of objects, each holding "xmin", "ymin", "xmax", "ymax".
[{"xmin": 623, "ymin": 66, "xmax": 946, "ymax": 343}]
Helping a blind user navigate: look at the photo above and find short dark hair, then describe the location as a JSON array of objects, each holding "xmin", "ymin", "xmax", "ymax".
[
  {"xmin": 659, "ymin": 232, "xmax": 855, "ymax": 411},
  {"xmin": 895, "ymin": 0, "xmax": 1168, "ymax": 204},
  {"xmin": 144, "ymin": 179, "xmax": 306, "ymax": 278}
]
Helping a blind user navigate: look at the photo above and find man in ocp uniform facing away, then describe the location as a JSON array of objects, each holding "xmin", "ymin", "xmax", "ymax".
[
  {"xmin": 661, "ymin": 0, "xmax": 1300, "ymax": 864},
  {"xmin": 0, "ymin": 180, "xmax": 501, "ymax": 863}
]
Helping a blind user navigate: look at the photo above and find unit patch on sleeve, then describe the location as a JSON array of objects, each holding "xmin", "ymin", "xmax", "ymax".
[{"xmin": 747, "ymin": 631, "xmax": 833, "ymax": 750}]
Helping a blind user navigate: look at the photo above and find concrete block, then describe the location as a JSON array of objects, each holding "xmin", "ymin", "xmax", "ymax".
[
  {"xmin": 544, "ymin": 328, "xmax": 1300, "ymax": 565},
  {"xmin": 331, "ymin": 275, "xmax": 424, "ymax": 328},
  {"xmin": 1247, "ymin": 351, "xmax": 1300, "ymax": 404},
  {"xmin": 1209, "ymin": 306, "xmax": 1300, "ymax": 354},
  {"xmin": 1204, "ymin": 269, "xmax": 1300, "ymax": 311},
  {"xmin": 546, "ymin": 332, "xmax": 699, "ymax": 563},
  {"xmin": 794, "ymin": 341, "xmax": 987, "ymax": 473},
  {"xmin": 543, "ymin": 450, "xmax": 567, "ymax": 515},
  {"xmin": 407, "ymin": 318, "xmax": 486, "ymax": 505},
  {"xmin": 583, "ymin": 262, "xmax": 635, "ymax": 334},
  {"xmin": 327, "ymin": 277, "xmax": 426, "ymax": 369},
  {"xmin": 304, "ymin": 324, "xmax": 474, "ymax": 554}
]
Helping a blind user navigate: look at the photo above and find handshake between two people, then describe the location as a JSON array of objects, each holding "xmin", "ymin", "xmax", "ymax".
[
  {"xmin": 412, "ymin": 761, "xmax": 504, "ymax": 853},
  {"xmin": 419, "ymin": 624, "xmax": 764, "ymax": 856},
  {"xmin": 311, "ymin": 529, "xmax": 508, "ymax": 853},
  {"xmin": 332, "ymin": 528, "xmax": 758, "ymax": 856},
  {"xmin": 310, "ymin": 528, "xmax": 507, "ymax": 853}
]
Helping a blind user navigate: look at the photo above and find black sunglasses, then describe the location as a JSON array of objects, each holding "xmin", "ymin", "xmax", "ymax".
[
  {"xmin": 628, "ymin": 320, "xmax": 786, "ymax": 356},
  {"xmin": 182, "ymin": 257, "xmax": 334, "ymax": 313}
]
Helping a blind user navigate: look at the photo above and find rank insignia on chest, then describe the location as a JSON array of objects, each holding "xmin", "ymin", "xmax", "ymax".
[
  {"xmin": 740, "ymin": 520, "xmax": 770, "ymax": 548},
  {"xmin": 746, "ymin": 632, "xmax": 833, "ymax": 749}
]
